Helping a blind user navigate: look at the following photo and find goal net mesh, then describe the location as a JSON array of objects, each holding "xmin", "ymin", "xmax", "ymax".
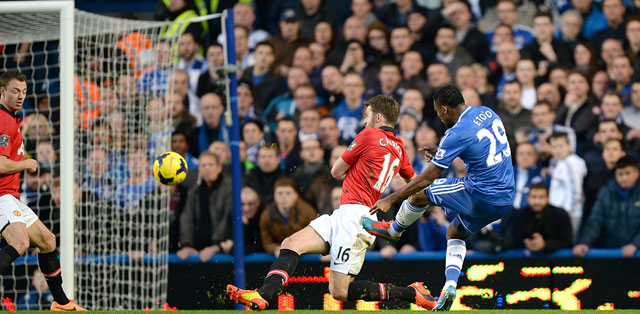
[{"xmin": 0, "ymin": 9, "xmax": 201, "ymax": 310}]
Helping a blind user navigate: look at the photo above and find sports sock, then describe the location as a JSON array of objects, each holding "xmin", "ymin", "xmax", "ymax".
[
  {"xmin": 390, "ymin": 200, "xmax": 428, "ymax": 237},
  {"xmin": 38, "ymin": 251, "xmax": 70, "ymax": 305},
  {"xmin": 444, "ymin": 239, "xmax": 466, "ymax": 289},
  {"xmin": 258, "ymin": 249, "xmax": 299, "ymax": 300},
  {"xmin": 0, "ymin": 245, "xmax": 21, "ymax": 274},
  {"xmin": 347, "ymin": 281, "xmax": 415, "ymax": 301}
]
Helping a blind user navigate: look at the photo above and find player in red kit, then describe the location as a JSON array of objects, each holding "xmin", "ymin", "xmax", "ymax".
[
  {"xmin": 227, "ymin": 95, "xmax": 436, "ymax": 310},
  {"xmin": 0, "ymin": 71, "xmax": 84, "ymax": 311}
]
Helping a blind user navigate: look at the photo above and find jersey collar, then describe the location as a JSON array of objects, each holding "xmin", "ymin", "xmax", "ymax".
[
  {"xmin": 457, "ymin": 106, "xmax": 471, "ymax": 124},
  {"xmin": 379, "ymin": 126, "xmax": 394, "ymax": 133},
  {"xmin": 0, "ymin": 103, "xmax": 17, "ymax": 119}
]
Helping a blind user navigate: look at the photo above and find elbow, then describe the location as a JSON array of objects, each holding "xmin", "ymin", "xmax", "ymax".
[{"xmin": 330, "ymin": 167, "xmax": 341, "ymax": 179}]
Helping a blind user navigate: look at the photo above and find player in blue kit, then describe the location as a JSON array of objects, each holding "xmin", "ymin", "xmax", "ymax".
[{"xmin": 362, "ymin": 85, "xmax": 515, "ymax": 311}]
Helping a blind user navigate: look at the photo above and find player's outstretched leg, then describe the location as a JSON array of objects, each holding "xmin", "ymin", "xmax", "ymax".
[
  {"xmin": 0, "ymin": 223, "xmax": 29, "ymax": 274},
  {"xmin": 362, "ymin": 194, "xmax": 431, "ymax": 241},
  {"xmin": 28, "ymin": 220, "xmax": 85, "ymax": 311},
  {"xmin": 226, "ymin": 227, "xmax": 327, "ymax": 310}
]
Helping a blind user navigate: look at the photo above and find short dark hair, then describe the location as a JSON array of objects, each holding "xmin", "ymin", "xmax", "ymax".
[
  {"xmin": 614, "ymin": 156, "xmax": 638, "ymax": 171},
  {"xmin": 598, "ymin": 119, "xmax": 621, "ymax": 131},
  {"xmin": 433, "ymin": 85, "xmax": 465, "ymax": 108},
  {"xmin": 172, "ymin": 130, "xmax": 189, "ymax": 140},
  {"xmin": 199, "ymin": 150, "xmax": 221, "ymax": 165},
  {"xmin": 533, "ymin": 10, "xmax": 553, "ymax": 22},
  {"xmin": 504, "ymin": 79, "xmax": 522, "ymax": 90},
  {"xmin": 549, "ymin": 132, "xmax": 569, "ymax": 143},
  {"xmin": 529, "ymin": 182, "xmax": 549, "ymax": 193},
  {"xmin": 206, "ymin": 42, "xmax": 223, "ymax": 53},
  {"xmin": 0, "ymin": 70, "xmax": 27, "ymax": 90},
  {"xmin": 436, "ymin": 24, "xmax": 456, "ymax": 35},
  {"xmin": 364, "ymin": 95, "xmax": 400, "ymax": 125},
  {"xmin": 243, "ymin": 119, "xmax": 264, "ymax": 133},
  {"xmin": 533, "ymin": 100, "xmax": 552, "ymax": 111},
  {"xmin": 255, "ymin": 40, "xmax": 275, "ymax": 53},
  {"xmin": 603, "ymin": 138, "xmax": 627, "ymax": 153},
  {"xmin": 566, "ymin": 69, "xmax": 588, "ymax": 82}
]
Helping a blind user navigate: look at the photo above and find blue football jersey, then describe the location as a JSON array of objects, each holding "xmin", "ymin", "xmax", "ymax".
[{"xmin": 431, "ymin": 106, "xmax": 515, "ymax": 206}]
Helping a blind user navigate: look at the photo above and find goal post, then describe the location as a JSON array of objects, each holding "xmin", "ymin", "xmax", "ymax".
[{"xmin": 0, "ymin": 0, "xmax": 76, "ymax": 299}]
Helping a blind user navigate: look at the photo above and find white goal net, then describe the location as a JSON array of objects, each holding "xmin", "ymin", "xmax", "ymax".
[{"xmin": 0, "ymin": 8, "xmax": 205, "ymax": 310}]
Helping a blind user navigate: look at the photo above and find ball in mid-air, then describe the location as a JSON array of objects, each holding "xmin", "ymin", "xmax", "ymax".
[{"xmin": 153, "ymin": 152, "xmax": 188, "ymax": 186}]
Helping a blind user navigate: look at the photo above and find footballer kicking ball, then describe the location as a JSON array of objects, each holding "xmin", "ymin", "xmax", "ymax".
[{"xmin": 153, "ymin": 152, "xmax": 188, "ymax": 186}]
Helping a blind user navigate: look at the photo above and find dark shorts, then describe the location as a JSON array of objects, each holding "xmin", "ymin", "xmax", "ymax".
[{"xmin": 425, "ymin": 177, "xmax": 511, "ymax": 236}]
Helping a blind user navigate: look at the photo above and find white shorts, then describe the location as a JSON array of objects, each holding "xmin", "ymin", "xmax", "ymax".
[
  {"xmin": 0, "ymin": 194, "xmax": 38, "ymax": 233},
  {"xmin": 309, "ymin": 204, "xmax": 376, "ymax": 276}
]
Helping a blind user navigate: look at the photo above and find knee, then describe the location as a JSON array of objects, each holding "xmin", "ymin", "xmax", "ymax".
[
  {"xmin": 280, "ymin": 237, "xmax": 293, "ymax": 250},
  {"xmin": 329, "ymin": 284, "xmax": 349, "ymax": 302},
  {"xmin": 10, "ymin": 238, "xmax": 30, "ymax": 255},
  {"xmin": 39, "ymin": 231, "xmax": 57, "ymax": 253},
  {"xmin": 409, "ymin": 193, "xmax": 431, "ymax": 208}
]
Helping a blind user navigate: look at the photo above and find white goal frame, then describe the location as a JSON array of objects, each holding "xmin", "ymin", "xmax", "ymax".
[{"xmin": 0, "ymin": 0, "xmax": 75, "ymax": 298}]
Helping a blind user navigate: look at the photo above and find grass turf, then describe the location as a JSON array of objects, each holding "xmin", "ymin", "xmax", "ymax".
[{"xmin": 13, "ymin": 311, "xmax": 640, "ymax": 313}]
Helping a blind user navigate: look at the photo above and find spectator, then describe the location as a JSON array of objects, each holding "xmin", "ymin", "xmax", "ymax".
[
  {"xmin": 536, "ymin": 82, "xmax": 562, "ymax": 111},
  {"xmin": 485, "ymin": 0, "xmax": 534, "ymax": 51},
  {"xmin": 513, "ymin": 143, "xmax": 542, "ymax": 209},
  {"xmin": 320, "ymin": 65, "xmax": 344, "ymax": 109},
  {"xmin": 400, "ymin": 88, "xmax": 426, "ymax": 123},
  {"xmin": 171, "ymin": 69, "xmax": 201, "ymax": 126},
  {"xmin": 147, "ymin": 97, "xmax": 172, "ymax": 160},
  {"xmin": 557, "ymin": 10, "xmax": 585, "ymax": 50},
  {"xmin": 417, "ymin": 206, "xmax": 448, "ymax": 251},
  {"xmin": 234, "ymin": 26, "xmax": 255, "ymax": 74},
  {"xmin": 293, "ymin": 138, "xmax": 331, "ymax": 195},
  {"xmin": 548, "ymin": 132, "xmax": 587, "ymax": 233},
  {"xmin": 242, "ymin": 120, "xmax": 265, "ymax": 164},
  {"xmin": 573, "ymin": 42, "xmax": 600, "ymax": 78},
  {"xmin": 241, "ymin": 187, "xmax": 264, "ymax": 254},
  {"xmin": 245, "ymin": 145, "xmax": 284, "ymax": 206},
  {"xmin": 377, "ymin": 0, "xmax": 427, "ymax": 29},
  {"xmin": 339, "ymin": 40, "xmax": 379, "ymax": 90},
  {"xmin": 35, "ymin": 141, "xmax": 57, "ymax": 167},
  {"xmin": 267, "ymin": 9, "xmax": 310, "ymax": 72},
  {"xmin": 188, "ymin": 93, "xmax": 228, "ymax": 157},
  {"xmin": 510, "ymin": 183, "xmax": 573, "ymax": 252},
  {"xmin": 407, "ymin": 10, "xmax": 428, "ymax": 42},
  {"xmin": 292, "ymin": 46, "xmax": 323, "ymax": 92},
  {"xmin": 113, "ymin": 150, "xmax": 157, "ymax": 211},
  {"xmin": 627, "ymin": 17, "xmax": 640, "ymax": 78},
  {"xmin": 366, "ymin": 23, "xmax": 390, "ymax": 62},
  {"xmin": 591, "ymin": 70, "xmax": 611, "ymax": 100},
  {"xmin": 496, "ymin": 80, "xmax": 532, "ymax": 153},
  {"xmin": 240, "ymin": 41, "xmax": 284, "ymax": 111},
  {"xmin": 263, "ymin": 67, "xmax": 310, "ymax": 127},
  {"xmin": 492, "ymin": 42, "xmax": 520, "ymax": 98},
  {"xmin": 400, "ymin": 51, "xmax": 429, "ymax": 93},
  {"xmin": 590, "ymin": 0, "xmax": 626, "ymax": 54},
  {"xmin": 298, "ymin": 108, "xmax": 321, "ymax": 141},
  {"xmin": 167, "ymin": 92, "xmax": 196, "ymax": 133},
  {"xmin": 574, "ymin": 156, "xmax": 640, "ymax": 258},
  {"xmin": 398, "ymin": 108, "xmax": 420, "ymax": 140},
  {"xmin": 570, "ymin": 0, "xmax": 607, "ymax": 39},
  {"xmin": 314, "ymin": 21, "xmax": 335, "ymax": 52},
  {"xmin": 291, "ymin": 84, "xmax": 322, "ymax": 119},
  {"xmin": 237, "ymin": 83, "xmax": 261, "ymax": 126},
  {"xmin": 138, "ymin": 41, "xmax": 173, "ymax": 93},
  {"xmin": 461, "ymin": 88, "xmax": 483, "ymax": 107},
  {"xmin": 326, "ymin": 17, "xmax": 368, "ymax": 67},
  {"xmin": 388, "ymin": 27, "xmax": 415, "ymax": 64},
  {"xmin": 196, "ymin": 43, "xmax": 225, "ymax": 99},
  {"xmin": 584, "ymin": 138, "xmax": 627, "ymax": 222},
  {"xmin": 611, "ymin": 56, "xmax": 634, "ymax": 104},
  {"xmin": 434, "ymin": 25, "xmax": 474, "ymax": 78},
  {"xmin": 82, "ymin": 148, "xmax": 113, "ymax": 200},
  {"xmin": 600, "ymin": 91, "xmax": 625, "ymax": 122},
  {"xmin": 515, "ymin": 58, "xmax": 537, "ymax": 110},
  {"xmin": 529, "ymin": 101, "xmax": 578, "ymax": 155},
  {"xmin": 176, "ymin": 32, "xmax": 207, "ymax": 93},
  {"xmin": 275, "ymin": 118, "xmax": 302, "ymax": 174},
  {"xmin": 171, "ymin": 130, "xmax": 198, "ymax": 170},
  {"xmin": 555, "ymin": 70, "xmax": 598, "ymax": 154},
  {"xmin": 216, "ymin": 3, "xmax": 270, "ymax": 50},
  {"xmin": 367, "ymin": 62, "xmax": 403, "ymax": 101},
  {"xmin": 333, "ymin": 72, "xmax": 365, "ymax": 142},
  {"xmin": 259, "ymin": 177, "xmax": 317, "ymax": 255},
  {"xmin": 444, "ymin": 1, "xmax": 490, "ymax": 63},
  {"xmin": 177, "ymin": 152, "xmax": 232, "ymax": 262},
  {"xmin": 351, "ymin": 0, "xmax": 379, "ymax": 28},
  {"xmin": 318, "ymin": 116, "xmax": 343, "ymax": 161},
  {"xmin": 297, "ymin": 0, "xmax": 333, "ymax": 40},
  {"xmin": 22, "ymin": 113, "xmax": 54, "ymax": 156},
  {"xmin": 521, "ymin": 11, "xmax": 574, "ymax": 72},
  {"xmin": 622, "ymin": 82, "xmax": 640, "ymax": 130}
]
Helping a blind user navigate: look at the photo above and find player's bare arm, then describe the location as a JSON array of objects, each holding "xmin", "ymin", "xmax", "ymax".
[
  {"xmin": 370, "ymin": 163, "xmax": 444, "ymax": 214},
  {"xmin": 0, "ymin": 156, "xmax": 37, "ymax": 174},
  {"xmin": 330, "ymin": 157, "xmax": 350, "ymax": 180},
  {"xmin": 419, "ymin": 145, "xmax": 439, "ymax": 162}
]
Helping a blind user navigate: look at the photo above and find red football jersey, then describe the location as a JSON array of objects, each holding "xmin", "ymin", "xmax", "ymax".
[
  {"xmin": 340, "ymin": 127, "xmax": 415, "ymax": 208},
  {"xmin": 0, "ymin": 105, "xmax": 25, "ymax": 198}
]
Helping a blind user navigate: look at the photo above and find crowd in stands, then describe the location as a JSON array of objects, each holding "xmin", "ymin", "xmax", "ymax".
[{"xmin": 2, "ymin": 0, "xmax": 640, "ymax": 262}]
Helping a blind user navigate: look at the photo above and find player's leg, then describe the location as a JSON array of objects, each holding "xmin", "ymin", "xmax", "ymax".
[
  {"xmin": 0, "ymin": 223, "xmax": 30, "ymax": 273},
  {"xmin": 0, "ymin": 195, "xmax": 31, "ymax": 274},
  {"xmin": 27, "ymin": 216, "xmax": 84, "ymax": 311},
  {"xmin": 227, "ymin": 225, "xmax": 328, "ymax": 310},
  {"xmin": 389, "ymin": 192, "xmax": 433, "ymax": 237}
]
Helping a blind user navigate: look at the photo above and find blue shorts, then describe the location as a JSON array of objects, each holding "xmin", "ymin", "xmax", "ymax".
[{"xmin": 425, "ymin": 177, "xmax": 511, "ymax": 236}]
